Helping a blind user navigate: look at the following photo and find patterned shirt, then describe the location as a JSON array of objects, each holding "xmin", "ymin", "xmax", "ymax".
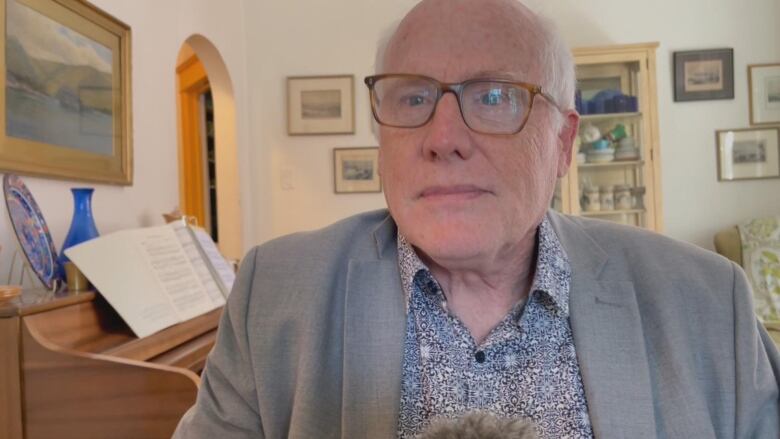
[{"xmin": 396, "ymin": 216, "xmax": 594, "ymax": 438}]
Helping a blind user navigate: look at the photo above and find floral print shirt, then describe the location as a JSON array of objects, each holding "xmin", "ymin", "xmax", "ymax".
[{"xmin": 396, "ymin": 216, "xmax": 593, "ymax": 439}]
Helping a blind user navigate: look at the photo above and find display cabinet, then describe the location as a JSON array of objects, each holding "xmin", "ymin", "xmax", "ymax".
[{"xmin": 553, "ymin": 43, "xmax": 663, "ymax": 232}]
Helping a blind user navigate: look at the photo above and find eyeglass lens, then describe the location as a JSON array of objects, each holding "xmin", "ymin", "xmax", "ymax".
[{"xmin": 370, "ymin": 76, "xmax": 532, "ymax": 134}]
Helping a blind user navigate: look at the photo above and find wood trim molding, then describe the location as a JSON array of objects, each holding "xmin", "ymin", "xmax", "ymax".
[{"xmin": 0, "ymin": 317, "xmax": 23, "ymax": 439}]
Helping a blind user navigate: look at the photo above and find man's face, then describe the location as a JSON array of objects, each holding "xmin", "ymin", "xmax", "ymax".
[{"xmin": 378, "ymin": 1, "xmax": 574, "ymax": 266}]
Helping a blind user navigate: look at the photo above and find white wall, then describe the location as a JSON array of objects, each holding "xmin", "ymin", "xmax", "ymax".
[
  {"xmin": 2, "ymin": 0, "xmax": 778, "ymax": 287},
  {"xmin": 543, "ymin": 0, "xmax": 780, "ymax": 248},
  {"xmin": 243, "ymin": 0, "xmax": 780, "ymax": 249},
  {"xmin": 242, "ymin": 0, "xmax": 418, "ymax": 243},
  {"xmin": 0, "ymin": 0, "xmax": 253, "ymax": 286}
]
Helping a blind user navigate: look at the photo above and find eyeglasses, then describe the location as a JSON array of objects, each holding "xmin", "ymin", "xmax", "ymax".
[{"xmin": 364, "ymin": 74, "xmax": 563, "ymax": 135}]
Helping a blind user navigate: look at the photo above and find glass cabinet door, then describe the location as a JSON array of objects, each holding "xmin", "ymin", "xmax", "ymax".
[{"xmin": 558, "ymin": 43, "xmax": 662, "ymax": 232}]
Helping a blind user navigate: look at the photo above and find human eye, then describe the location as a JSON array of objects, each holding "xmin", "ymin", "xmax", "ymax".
[
  {"xmin": 467, "ymin": 82, "xmax": 529, "ymax": 117},
  {"xmin": 471, "ymin": 84, "xmax": 518, "ymax": 108},
  {"xmin": 401, "ymin": 92, "xmax": 431, "ymax": 107},
  {"xmin": 480, "ymin": 88, "xmax": 506, "ymax": 106}
]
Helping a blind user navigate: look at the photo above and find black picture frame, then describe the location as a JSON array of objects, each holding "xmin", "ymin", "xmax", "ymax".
[{"xmin": 673, "ymin": 48, "xmax": 734, "ymax": 102}]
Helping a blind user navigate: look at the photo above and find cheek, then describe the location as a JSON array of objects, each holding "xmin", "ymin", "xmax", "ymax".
[
  {"xmin": 378, "ymin": 129, "xmax": 422, "ymax": 180},
  {"xmin": 496, "ymin": 128, "xmax": 556, "ymax": 189},
  {"xmin": 378, "ymin": 130, "xmax": 418, "ymax": 209}
]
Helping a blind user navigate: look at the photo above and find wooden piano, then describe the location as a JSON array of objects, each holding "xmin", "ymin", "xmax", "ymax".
[{"xmin": 0, "ymin": 289, "xmax": 221, "ymax": 439}]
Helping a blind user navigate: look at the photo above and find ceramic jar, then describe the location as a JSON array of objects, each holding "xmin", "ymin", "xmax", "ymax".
[
  {"xmin": 600, "ymin": 186, "xmax": 614, "ymax": 211},
  {"xmin": 582, "ymin": 186, "xmax": 601, "ymax": 212},
  {"xmin": 632, "ymin": 186, "xmax": 646, "ymax": 209},
  {"xmin": 615, "ymin": 185, "xmax": 633, "ymax": 210}
]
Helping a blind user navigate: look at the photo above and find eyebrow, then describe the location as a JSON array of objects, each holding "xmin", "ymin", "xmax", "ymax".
[{"xmin": 470, "ymin": 70, "xmax": 524, "ymax": 80}]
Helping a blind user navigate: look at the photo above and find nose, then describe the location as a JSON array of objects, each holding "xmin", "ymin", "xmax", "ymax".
[{"xmin": 421, "ymin": 92, "xmax": 475, "ymax": 161}]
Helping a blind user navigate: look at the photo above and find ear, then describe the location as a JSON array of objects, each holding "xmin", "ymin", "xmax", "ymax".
[{"xmin": 556, "ymin": 110, "xmax": 580, "ymax": 178}]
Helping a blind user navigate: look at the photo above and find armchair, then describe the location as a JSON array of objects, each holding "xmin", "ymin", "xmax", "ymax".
[{"xmin": 714, "ymin": 218, "xmax": 780, "ymax": 346}]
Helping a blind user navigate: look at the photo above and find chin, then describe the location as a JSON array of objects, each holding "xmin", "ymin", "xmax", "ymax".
[{"xmin": 399, "ymin": 212, "xmax": 499, "ymax": 262}]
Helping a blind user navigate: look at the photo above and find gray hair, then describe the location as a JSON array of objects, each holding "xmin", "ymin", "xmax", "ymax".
[
  {"xmin": 372, "ymin": 2, "xmax": 575, "ymax": 132},
  {"xmin": 534, "ymin": 14, "xmax": 576, "ymax": 111},
  {"xmin": 417, "ymin": 411, "xmax": 538, "ymax": 439}
]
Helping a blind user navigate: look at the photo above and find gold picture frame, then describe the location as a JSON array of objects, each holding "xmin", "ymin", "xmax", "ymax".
[
  {"xmin": 748, "ymin": 63, "xmax": 780, "ymax": 126},
  {"xmin": 716, "ymin": 127, "xmax": 780, "ymax": 181},
  {"xmin": 1, "ymin": 0, "xmax": 132, "ymax": 184},
  {"xmin": 287, "ymin": 75, "xmax": 354, "ymax": 135},
  {"xmin": 333, "ymin": 147, "xmax": 381, "ymax": 193}
]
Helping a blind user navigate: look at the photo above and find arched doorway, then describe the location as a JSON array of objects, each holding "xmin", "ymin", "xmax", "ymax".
[{"xmin": 175, "ymin": 35, "xmax": 242, "ymax": 261}]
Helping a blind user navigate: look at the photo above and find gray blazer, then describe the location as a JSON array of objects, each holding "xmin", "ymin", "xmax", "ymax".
[{"xmin": 174, "ymin": 210, "xmax": 780, "ymax": 438}]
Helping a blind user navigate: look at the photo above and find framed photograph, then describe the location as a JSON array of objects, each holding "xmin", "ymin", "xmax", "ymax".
[
  {"xmin": 674, "ymin": 48, "xmax": 734, "ymax": 102},
  {"xmin": 287, "ymin": 75, "xmax": 354, "ymax": 135},
  {"xmin": 333, "ymin": 147, "xmax": 381, "ymax": 193},
  {"xmin": 748, "ymin": 63, "xmax": 780, "ymax": 125},
  {"xmin": 716, "ymin": 127, "xmax": 780, "ymax": 181},
  {"xmin": 1, "ymin": 0, "xmax": 132, "ymax": 184}
]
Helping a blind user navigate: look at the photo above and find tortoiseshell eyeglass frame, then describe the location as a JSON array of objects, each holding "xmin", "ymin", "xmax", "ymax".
[{"xmin": 364, "ymin": 73, "xmax": 564, "ymax": 135}]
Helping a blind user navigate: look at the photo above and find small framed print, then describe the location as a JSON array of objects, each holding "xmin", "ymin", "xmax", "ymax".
[
  {"xmin": 674, "ymin": 49, "xmax": 734, "ymax": 102},
  {"xmin": 748, "ymin": 63, "xmax": 780, "ymax": 125},
  {"xmin": 716, "ymin": 127, "xmax": 780, "ymax": 181},
  {"xmin": 287, "ymin": 75, "xmax": 354, "ymax": 135},
  {"xmin": 333, "ymin": 147, "xmax": 381, "ymax": 193}
]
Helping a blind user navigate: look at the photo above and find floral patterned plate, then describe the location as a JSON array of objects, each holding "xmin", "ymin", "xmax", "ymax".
[{"xmin": 3, "ymin": 174, "xmax": 62, "ymax": 290}]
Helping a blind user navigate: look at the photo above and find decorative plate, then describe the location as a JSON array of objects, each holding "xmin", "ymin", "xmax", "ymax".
[{"xmin": 3, "ymin": 175, "xmax": 61, "ymax": 290}]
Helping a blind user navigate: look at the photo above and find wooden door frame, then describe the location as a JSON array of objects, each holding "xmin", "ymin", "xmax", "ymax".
[{"xmin": 177, "ymin": 56, "xmax": 210, "ymax": 230}]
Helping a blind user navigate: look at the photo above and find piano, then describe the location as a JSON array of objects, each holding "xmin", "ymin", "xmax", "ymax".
[{"xmin": 0, "ymin": 289, "xmax": 221, "ymax": 439}]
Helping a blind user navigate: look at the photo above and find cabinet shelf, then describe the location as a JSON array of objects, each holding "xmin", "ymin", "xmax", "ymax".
[
  {"xmin": 578, "ymin": 160, "xmax": 644, "ymax": 169},
  {"xmin": 555, "ymin": 42, "xmax": 662, "ymax": 232},
  {"xmin": 581, "ymin": 209, "xmax": 645, "ymax": 217},
  {"xmin": 580, "ymin": 112, "xmax": 642, "ymax": 122}
]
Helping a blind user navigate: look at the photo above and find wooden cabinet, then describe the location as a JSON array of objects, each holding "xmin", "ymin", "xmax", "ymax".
[
  {"xmin": 0, "ymin": 289, "xmax": 219, "ymax": 439},
  {"xmin": 553, "ymin": 42, "xmax": 663, "ymax": 232}
]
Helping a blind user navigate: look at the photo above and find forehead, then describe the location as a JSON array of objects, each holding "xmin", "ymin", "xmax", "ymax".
[{"xmin": 383, "ymin": 0, "xmax": 544, "ymax": 83}]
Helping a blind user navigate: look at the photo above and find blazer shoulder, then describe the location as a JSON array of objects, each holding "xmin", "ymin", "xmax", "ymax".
[
  {"xmin": 246, "ymin": 209, "xmax": 393, "ymax": 266},
  {"xmin": 553, "ymin": 212, "xmax": 736, "ymax": 287},
  {"xmin": 228, "ymin": 209, "xmax": 395, "ymax": 334}
]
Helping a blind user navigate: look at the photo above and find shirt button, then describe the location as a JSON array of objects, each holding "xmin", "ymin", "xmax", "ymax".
[{"xmin": 475, "ymin": 350, "xmax": 486, "ymax": 363}]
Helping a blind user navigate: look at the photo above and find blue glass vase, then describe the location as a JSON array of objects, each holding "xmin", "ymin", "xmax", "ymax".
[{"xmin": 59, "ymin": 188, "xmax": 100, "ymax": 268}]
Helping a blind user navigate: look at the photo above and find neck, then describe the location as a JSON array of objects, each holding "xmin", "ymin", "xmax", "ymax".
[{"xmin": 420, "ymin": 231, "xmax": 538, "ymax": 344}]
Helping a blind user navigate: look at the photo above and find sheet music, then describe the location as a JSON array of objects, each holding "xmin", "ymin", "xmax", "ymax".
[
  {"xmin": 191, "ymin": 227, "xmax": 236, "ymax": 296},
  {"xmin": 66, "ymin": 230, "xmax": 181, "ymax": 338},
  {"xmin": 65, "ymin": 224, "xmax": 221, "ymax": 337},
  {"xmin": 170, "ymin": 221, "xmax": 226, "ymax": 306},
  {"xmin": 136, "ymin": 226, "xmax": 218, "ymax": 321}
]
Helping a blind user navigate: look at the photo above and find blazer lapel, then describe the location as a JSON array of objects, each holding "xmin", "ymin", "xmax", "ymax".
[
  {"xmin": 341, "ymin": 218, "xmax": 406, "ymax": 438},
  {"xmin": 569, "ymin": 277, "xmax": 657, "ymax": 438},
  {"xmin": 550, "ymin": 212, "xmax": 657, "ymax": 438}
]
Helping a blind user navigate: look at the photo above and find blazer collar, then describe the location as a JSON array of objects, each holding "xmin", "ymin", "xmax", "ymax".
[
  {"xmin": 371, "ymin": 212, "xmax": 397, "ymax": 260},
  {"xmin": 548, "ymin": 210, "xmax": 657, "ymax": 437}
]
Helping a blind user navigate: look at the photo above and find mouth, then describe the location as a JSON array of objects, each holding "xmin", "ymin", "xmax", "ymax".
[{"xmin": 417, "ymin": 185, "xmax": 491, "ymax": 201}]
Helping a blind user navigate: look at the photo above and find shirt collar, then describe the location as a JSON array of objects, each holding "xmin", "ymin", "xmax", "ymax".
[
  {"xmin": 397, "ymin": 233, "xmax": 429, "ymax": 310},
  {"xmin": 396, "ymin": 213, "xmax": 572, "ymax": 317}
]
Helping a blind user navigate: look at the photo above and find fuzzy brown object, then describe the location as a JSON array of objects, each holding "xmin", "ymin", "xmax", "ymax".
[{"xmin": 416, "ymin": 412, "xmax": 538, "ymax": 439}]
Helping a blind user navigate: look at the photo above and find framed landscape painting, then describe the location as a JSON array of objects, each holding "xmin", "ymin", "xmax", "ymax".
[
  {"xmin": 333, "ymin": 147, "xmax": 381, "ymax": 193},
  {"xmin": 673, "ymin": 49, "xmax": 734, "ymax": 102},
  {"xmin": 287, "ymin": 75, "xmax": 354, "ymax": 135},
  {"xmin": 716, "ymin": 127, "xmax": 780, "ymax": 181},
  {"xmin": 1, "ymin": 0, "xmax": 132, "ymax": 184},
  {"xmin": 749, "ymin": 63, "xmax": 780, "ymax": 125}
]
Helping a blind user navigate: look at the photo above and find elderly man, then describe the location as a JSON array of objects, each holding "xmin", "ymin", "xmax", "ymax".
[{"xmin": 175, "ymin": 0, "xmax": 780, "ymax": 437}]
